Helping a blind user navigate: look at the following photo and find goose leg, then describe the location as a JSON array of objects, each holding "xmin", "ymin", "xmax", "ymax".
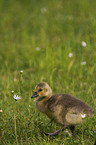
[{"xmin": 42, "ymin": 125, "xmax": 67, "ymax": 136}]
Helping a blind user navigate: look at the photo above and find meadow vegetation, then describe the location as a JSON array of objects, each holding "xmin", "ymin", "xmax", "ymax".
[{"xmin": 0, "ymin": 0, "xmax": 96, "ymax": 144}]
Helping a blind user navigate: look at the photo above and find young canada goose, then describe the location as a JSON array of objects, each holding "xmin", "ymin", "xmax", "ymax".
[{"xmin": 31, "ymin": 82, "xmax": 94, "ymax": 136}]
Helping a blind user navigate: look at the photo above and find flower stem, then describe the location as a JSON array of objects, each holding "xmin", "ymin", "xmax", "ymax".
[{"xmin": 14, "ymin": 114, "xmax": 18, "ymax": 145}]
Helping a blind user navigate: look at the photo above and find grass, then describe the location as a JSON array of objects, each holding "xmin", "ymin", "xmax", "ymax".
[{"xmin": 0, "ymin": 0, "xmax": 96, "ymax": 144}]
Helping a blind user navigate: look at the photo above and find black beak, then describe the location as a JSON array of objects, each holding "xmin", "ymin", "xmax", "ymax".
[{"xmin": 31, "ymin": 92, "xmax": 39, "ymax": 98}]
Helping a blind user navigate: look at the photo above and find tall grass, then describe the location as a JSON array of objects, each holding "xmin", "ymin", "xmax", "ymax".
[{"xmin": 0, "ymin": 0, "xmax": 96, "ymax": 144}]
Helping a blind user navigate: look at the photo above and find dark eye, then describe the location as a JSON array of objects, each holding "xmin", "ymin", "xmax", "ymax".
[{"xmin": 39, "ymin": 89, "xmax": 43, "ymax": 92}]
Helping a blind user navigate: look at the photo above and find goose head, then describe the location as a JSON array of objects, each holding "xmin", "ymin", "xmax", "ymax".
[{"xmin": 31, "ymin": 82, "xmax": 52, "ymax": 99}]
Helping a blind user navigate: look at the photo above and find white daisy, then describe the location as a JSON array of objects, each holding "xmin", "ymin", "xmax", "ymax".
[
  {"xmin": 36, "ymin": 47, "xmax": 40, "ymax": 51},
  {"xmin": 81, "ymin": 114, "xmax": 86, "ymax": 119},
  {"xmin": 81, "ymin": 41, "xmax": 87, "ymax": 47},
  {"xmin": 0, "ymin": 109, "xmax": 3, "ymax": 113},
  {"xmin": 65, "ymin": 130, "xmax": 71, "ymax": 136},
  {"xmin": 68, "ymin": 52, "xmax": 73, "ymax": 58},
  {"xmin": 13, "ymin": 94, "xmax": 21, "ymax": 100},
  {"xmin": 81, "ymin": 61, "xmax": 86, "ymax": 65},
  {"xmin": 20, "ymin": 70, "xmax": 23, "ymax": 73},
  {"xmin": 13, "ymin": 78, "xmax": 17, "ymax": 82},
  {"xmin": 41, "ymin": 8, "xmax": 47, "ymax": 13},
  {"xmin": 11, "ymin": 90, "xmax": 14, "ymax": 94}
]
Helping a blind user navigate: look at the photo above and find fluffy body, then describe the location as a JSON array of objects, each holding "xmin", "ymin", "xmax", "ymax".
[
  {"xmin": 31, "ymin": 82, "xmax": 94, "ymax": 135},
  {"xmin": 36, "ymin": 93, "xmax": 94, "ymax": 126}
]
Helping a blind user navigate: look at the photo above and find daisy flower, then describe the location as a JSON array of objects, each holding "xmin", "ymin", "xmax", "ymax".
[
  {"xmin": 81, "ymin": 61, "xmax": 86, "ymax": 65},
  {"xmin": 13, "ymin": 94, "xmax": 21, "ymax": 100},
  {"xmin": 20, "ymin": 70, "xmax": 23, "ymax": 74},
  {"xmin": 68, "ymin": 52, "xmax": 73, "ymax": 58},
  {"xmin": 81, "ymin": 114, "xmax": 86, "ymax": 119},
  {"xmin": 65, "ymin": 130, "xmax": 71, "ymax": 136},
  {"xmin": 0, "ymin": 109, "xmax": 3, "ymax": 113},
  {"xmin": 81, "ymin": 41, "xmax": 87, "ymax": 47},
  {"xmin": 41, "ymin": 8, "xmax": 47, "ymax": 13},
  {"xmin": 11, "ymin": 90, "xmax": 14, "ymax": 94},
  {"xmin": 36, "ymin": 47, "xmax": 40, "ymax": 51}
]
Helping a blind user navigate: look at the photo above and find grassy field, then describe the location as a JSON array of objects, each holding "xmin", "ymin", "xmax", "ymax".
[{"xmin": 0, "ymin": 0, "xmax": 96, "ymax": 144}]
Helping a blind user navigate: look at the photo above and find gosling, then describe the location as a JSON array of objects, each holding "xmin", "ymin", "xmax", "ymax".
[{"xmin": 31, "ymin": 82, "xmax": 94, "ymax": 136}]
